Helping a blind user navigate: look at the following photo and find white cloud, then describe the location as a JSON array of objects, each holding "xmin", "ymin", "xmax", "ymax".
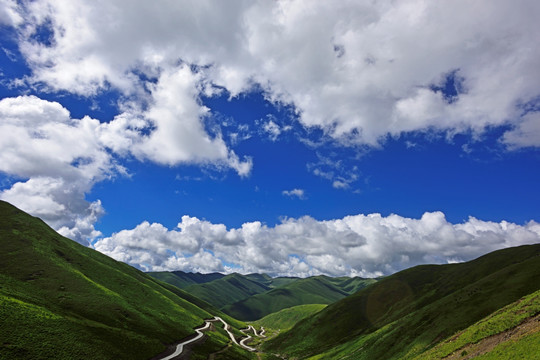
[
  {"xmin": 282, "ymin": 188, "xmax": 306, "ymax": 199},
  {"xmin": 0, "ymin": 93, "xmax": 252, "ymax": 243},
  {"xmin": 309, "ymin": 154, "xmax": 360, "ymax": 190},
  {"xmin": 7, "ymin": 0, "xmax": 539, "ymax": 147},
  {"xmin": 2, "ymin": 0, "xmax": 540, "ymax": 246},
  {"xmin": 0, "ymin": 95, "xmax": 119, "ymax": 244},
  {"xmin": 125, "ymin": 65, "xmax": 252, "ymax": 175},
  {"xmin": 502, "ymin": 111, "xmax": 540, "ymax": 149},
  {"xmin": 0, "ymin": 0, "xmax": 22, "ymax": 26},
  {"xmin": 263, "ymin": 120, "xmax": 281, "ymax": 141},
  {"xmin": 93, "ymin": 211, "xmax": 540, "ymax": 277}
]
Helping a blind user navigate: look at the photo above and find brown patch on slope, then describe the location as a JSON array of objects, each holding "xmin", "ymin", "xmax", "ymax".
[{"xmin": 444, "ymin": 313, "xmax": 540, "ymax": 359}]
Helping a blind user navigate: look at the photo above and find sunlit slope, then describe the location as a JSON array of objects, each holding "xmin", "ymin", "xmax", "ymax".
[
  {"xmin": 0, "ymin": 200, "xmax": 240, "ymax": 359},
  {"xmin": 253, "ymin": 304, "xmax": 327, "ymax": 331},
  {"xmin": 415, "ymin": 288, "xmax": 540, "ymax": 359},
  {"xmin": 264, "ymin": 243, "xmax": 540, "ymax": 359},
  {"xmin": 223, "ymin": 276, "xmax": 376, "ymax": 321}
]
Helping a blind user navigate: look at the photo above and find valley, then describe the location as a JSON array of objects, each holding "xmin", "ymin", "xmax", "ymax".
[{"xmin": 1, "ymin": 200, "xmax": 539, "ymax": 360}]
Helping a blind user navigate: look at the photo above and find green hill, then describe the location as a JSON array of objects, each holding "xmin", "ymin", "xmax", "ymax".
[
  {"xmin": 184, "ymin": 273, "xmax": 272, "ymax": 309},
  {"xmin": 264, "ymin": 243, "xmax": 540, "ymax": 359},
  {"xmin": 0, "ymin": 200, "xmax": 249, "ymax": 360},
  {"xmin": 152, "ymin": 270, "xmax": 300, "ymax": 294},
  {"xmin": 268, "ymin": 276, "xmax": 300, "ymax": 288},
  {"xmin": 223, "ymin": 275, "xmax": 376, "ymax": 321},
  {"xmin": 148, "ymin": 270, "xmax": 225, "ymax": 289},
  {"xmin": 253, "ymin": 304, "xmax": 327, "ymax": 331},
  {"xmin": 415, "ymin": 288, "xmax": 540, "ymax": 359}
]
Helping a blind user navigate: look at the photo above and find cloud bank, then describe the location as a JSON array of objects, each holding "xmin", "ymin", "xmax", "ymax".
[
  {"xmin": 0, "ymin": 94, "xmax": 250, "ymax": 243},
  {"xmin": 93, "ymin": 211, "xmax": 540, "ymax": 277},
  {"xmin": 1, "ymin": 0, "xmax": 540, "ymax": 244},
  {"xmin": 8, "ymin": 0, "xmax": 540, "ymax": 147}
]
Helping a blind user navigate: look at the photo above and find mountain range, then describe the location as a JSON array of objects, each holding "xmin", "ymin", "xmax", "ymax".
[
  {"xmin": 0, "ymin": 200, "xmax": 253, "ymax": 360},
  {"xmin": 1, "ymin": 199, "xmax": 539, "ymax": 359},
  {"xmin": 149, "ymin": 270, "xmax": 376, "ymax": 321}
]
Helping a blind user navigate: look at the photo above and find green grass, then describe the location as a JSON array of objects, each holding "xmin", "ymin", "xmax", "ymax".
[
  {"xmin": 182, "ymin": 321, "xmax": 257, "ymax": 360},
  {"xmin": 223, "ymin": 275, "xmax": 375, "ymax": 321},
  {"xmin": 184, "ymin": 273, "xmax": 272, "ymax": 309},
  {"xmin": 474, "ymin": 331, "xmax": 540, "ymax": 360},
  {"xmin": 153, "ymin": 271, "xmax": 373, "ymax": 322},
  {"xmin": 253, "ymin": 304, "xmax": 327, "ymax": 331},
  {"xmin": 0, "ymin": 200, "xmax": 249, "ymax": 359},
  {"xmin": 264, "ymin": 243, "xmax": 540, "ymax": 359},
  {"xmin": 148, "ymin": 270, "xmax": 225, "ymax": 289},
  {"xmin": 413, "ymin": 289, "xmax": 540, "ymax": 359}
]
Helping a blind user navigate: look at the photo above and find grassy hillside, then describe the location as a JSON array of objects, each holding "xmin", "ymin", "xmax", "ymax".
[
  {"xmin": 223, "ymin": 276, "xmax": 375, "ymax": 321},
  {"xmin": 269, "ymin": 276, "xmax": 299, "ymax": 288},
  {"xmin": 184, "ymin": 273, "xmax": 272, "ymax": 309},
  {"xmin": 0, "ymin": 200, "xmax": 249, "ymax": 360},
  {"xmin": 415, "ymin": 288, "xmax": 540, "ymax": 359},
  {"xmin": 148, "ymin": 270, "xmax": 225, "ymax": 289},
  {"xmin": 153, "ymin": 270, "xmax": 300, "ymax": 295},
  {"xmin": 253, "ymin": 304, "xmax": 327, "ymax": 331},
  {"xmin": 264, "ymin": 243, "xmax": 540, "ymax": 359},
  {"xmin": 149, "ymin": 271, "xmax": 362, "ymax": 322}
]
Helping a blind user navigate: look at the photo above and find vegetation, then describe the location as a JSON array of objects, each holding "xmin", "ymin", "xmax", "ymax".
[
  {"xmin": 148, "ymin": 270, "xmax": 225, "ymax": 289},
  {"xmin": 223, "ymin": 275, "xmax": 376, "ymax": 321},
  {"xmin": 253, "ymin": 304, "xmax": 327, "ymax": 331},
  {"xmin": 154, "ymin": 269, "xmax": 375, "ymax": 322},
  {"xmin": 0, "ymin": 200, "xmax": 250, "ymax": 359},
  {"xmin": 183, "ymin": 273, "xmax": 272, "ymax": 309},
  {"xmin": 415, "ymin": 288, "xmax": 540, "ymax": 359},
  {"xmin": 264, "ymin": 243, "xmax": 540, "ymax": 359},
  {"xmin": 4, "ymin": 199, "xmax": 537, "ymax": 359}
]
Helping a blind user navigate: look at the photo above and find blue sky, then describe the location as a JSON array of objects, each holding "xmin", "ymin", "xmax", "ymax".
[{"xmin": 1, "ymin": 0, "xmax": 540, "ymax": 276}]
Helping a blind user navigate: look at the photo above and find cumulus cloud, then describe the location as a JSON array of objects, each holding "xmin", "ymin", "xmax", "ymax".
[
  {"xmin": 2, "ymin": 0, "xmax": 540, "ymax": 245},
  {"xmin": 122, "ymin": 65, "xmax": 252, "ymax": 175},
  {"xmin": 93, "ymin": 211, "xmax": 540, "ymax": 277},
  {"xmin": 6, "ymin": 0, "xmax": 539, "ymax": 147},
  {"xmin": 502, "ymin": 111, "xmax": 540, "ymax": 149},
  {"xmin": 0, "ymin": 95, "xmax": 120, "ymax": 244},
  {"xmin": 0, "ymin": 0, "xmax": 21, "ymax": 26},
  {"xmin": 282, "ymin": 189, "xmax": 306, "ymax": 199},
  {"xmin": 0, "ymin": 91, "xmax": 251, "ymax": 243}
]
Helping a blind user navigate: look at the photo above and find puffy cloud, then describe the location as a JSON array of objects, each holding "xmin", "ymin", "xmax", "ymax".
[
  {"xmin": 0, "ymin": 96, "xmax": 114, "ymax": 180},
  {"xmin": 0, "ymin": 72, "xmax": 251, "ymax": 242},
  {"xmin": 124, "ymin": 65, "xmax": 252, "ymax": 175},
  {"xmin": 502, "ymin": 111, "xmax": 540, "ymax": 149},
  {"xmin": 0, "ymin": 95, "xmax": 119, "ymax": 244},
  {"xmin": 0, "ymin": 0, "xmax": 22, "ymax": 26},
  {"xmin": 3, "ymin": 0, "xmax": 540, "ymax": 247},
  {"xmin": 7, "ymin": 0, "xmax": 540, "ymax": 147},
  {"xmin": 93, "ymin": 211, "xmax": 540, "ymax": 277},
  {"xmin": 282, "ymin": 188, "xmax": 306, "ymax": 199}
]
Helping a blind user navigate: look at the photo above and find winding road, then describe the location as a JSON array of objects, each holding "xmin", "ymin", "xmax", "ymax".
[
  {"xmin": 157, "ymin": 316, "xmax": 264, "ymax": 359},
  {"xmin": 159, "ymin": 320, "xmax": 212, "ymax": 360}
]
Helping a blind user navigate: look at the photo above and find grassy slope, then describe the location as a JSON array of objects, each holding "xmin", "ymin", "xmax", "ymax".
[
  {"xmin": 269, "ymin": 276, "xmax": 300, "ymax": 288},
  {"xmin": 264, "ymin": 243, "xmax": 540, "ymax": 359},
  {"xmin": 415, "ymin": 288, "xmax": 540, "ymax": 359},
  {"xmin": 184, "ymin": 273, "xmax": 272, "ymax": 309},
  {"xmin": 0, "ymin": 200, "xmax": 249, "ymax": 360},
  {"xmin": 147, "ymin": 270, "xmax": 225, "ymax": 289},
  {"xmin": 223, "ymin": 276, "xmax": 375, "ymax": 321},
  {"xmin": 253, "ymin": 304, "xmax": 327, "ymax": 331}
]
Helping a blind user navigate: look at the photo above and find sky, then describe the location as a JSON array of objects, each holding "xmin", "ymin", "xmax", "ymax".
[{"xmin": 1, "ymin": 0, "xmax": 540, "ymax": 277}]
